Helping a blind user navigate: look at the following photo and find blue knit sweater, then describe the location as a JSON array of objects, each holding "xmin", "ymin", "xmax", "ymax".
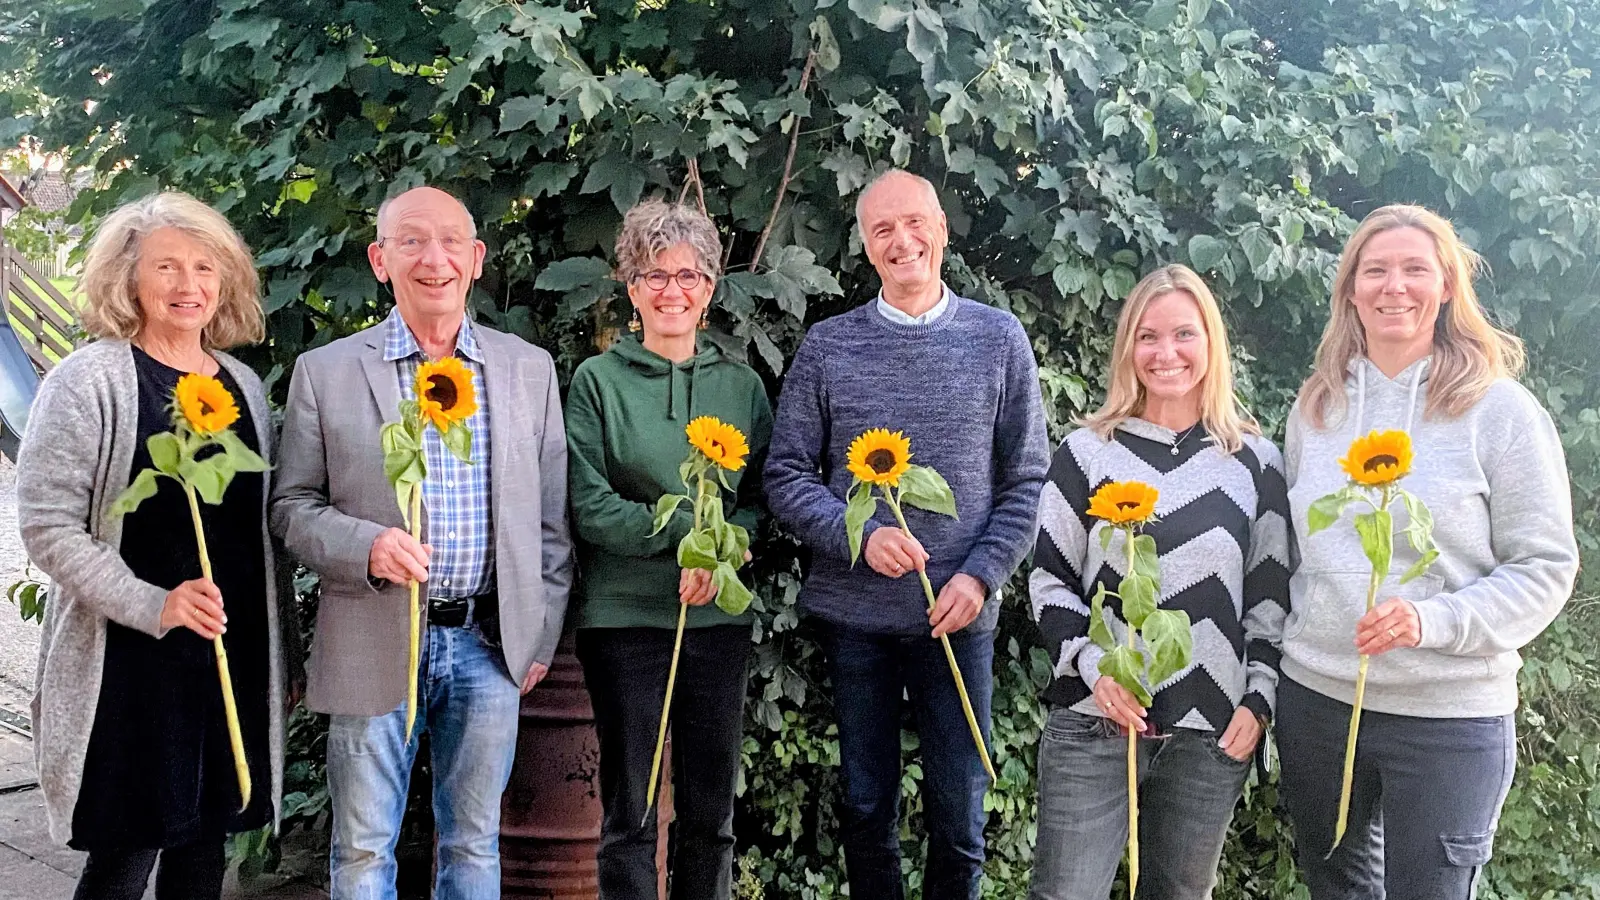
[{"xmin": 764, "ymin": 295, "xmax": 1050, "ymax": 635}]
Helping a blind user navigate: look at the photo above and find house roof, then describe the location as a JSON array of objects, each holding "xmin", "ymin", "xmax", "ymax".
[
  {"xmin": 0, "ymin": 174, "xmax": 25, "ymax": 213},
  {"xmin": 18, "ymin": 171, "xmax": 76, "ymax": 213}
]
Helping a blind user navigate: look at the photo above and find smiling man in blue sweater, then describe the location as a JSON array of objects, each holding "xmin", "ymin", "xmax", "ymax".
[{"xmin": 765, "ymin": 169, "xmax": 1049, "ymax": 900}]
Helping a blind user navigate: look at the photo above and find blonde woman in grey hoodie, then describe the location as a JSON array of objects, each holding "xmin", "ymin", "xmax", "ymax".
[{"xmin": 1277, "ymin": 204, "xmax": 1579, "ymax": 899}]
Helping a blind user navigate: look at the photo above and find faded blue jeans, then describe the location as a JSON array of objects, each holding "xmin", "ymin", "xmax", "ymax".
[
  {"xmin": 822, "ymin": 622, "xmax": 995, "ymax": 900},
  {"xmin": 326, "ymin": 623, "xmax": 520, "ymax": 900},
  {"xmin": 1028, "ymin": 707, "xmax": 1251, "ymax": 900}
]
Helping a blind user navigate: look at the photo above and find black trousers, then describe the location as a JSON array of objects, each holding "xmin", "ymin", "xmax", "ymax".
[
  {"xmin": 577, "ymin": 624, "xmax": 752, "ymax": 900},
  {"xmin": 73, "ymin": 838, "xmax": 226, "ymax": 900}
]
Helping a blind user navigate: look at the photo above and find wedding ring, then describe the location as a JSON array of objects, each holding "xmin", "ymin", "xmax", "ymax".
[{"xmin": 1387, "ymin": 628, "xmax": 1398, "ymax": 639}]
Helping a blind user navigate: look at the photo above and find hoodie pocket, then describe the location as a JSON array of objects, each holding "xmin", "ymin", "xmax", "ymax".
[{"xmin": 1285, "ymin": 571, "xmax": 1444, "ymax": 660}]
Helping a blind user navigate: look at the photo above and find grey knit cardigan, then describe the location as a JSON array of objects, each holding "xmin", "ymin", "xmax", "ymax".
[{"xmin": 15, "ymin": 339, "xmax": 287, "ymax": 845}]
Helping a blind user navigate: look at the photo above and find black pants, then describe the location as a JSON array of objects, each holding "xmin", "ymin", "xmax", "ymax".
[
  {"xmin": 1277, "ymin": 677, "xmax": 1516, "ymax": 900},
  {"xmin": 73, "ymin": 838, "xmax": 226, "ymax": 900},
  {"xmin": 577, "ymin": 624, "xmax": 752, "ymax": 900}
]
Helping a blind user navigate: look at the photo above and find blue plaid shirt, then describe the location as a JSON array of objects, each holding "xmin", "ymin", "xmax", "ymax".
[{"xmin": 384, "ymin": 310, "xmax": 494, "ymax": 598}]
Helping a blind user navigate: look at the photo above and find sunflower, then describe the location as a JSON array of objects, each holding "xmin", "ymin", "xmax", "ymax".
[
  {"xmin": 174, "ymin": 373, "xmax": 240, "ymax": 436},
  {"xmin": 1086, "ymin": 480, "xmax": 1160, "ymax": 527},
  {"xmin": 847, "ymin": 428, "xmax": 913, "ymax": 488},
  {"xmin": 1338, "ymin": 429, "xmax": 1413, "ymax": 487},
  {"xmin": 686, "ymin": 416, "xmax": 750, "ymax": 471},
  {"xmin": 415, "ymin": 357, "xmax": 478, "ymax": 432}
]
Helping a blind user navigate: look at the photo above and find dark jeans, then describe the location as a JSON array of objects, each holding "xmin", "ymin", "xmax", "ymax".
[
  {"xmin": 1027, "ymin": 708, "xmax": 1250, "ymax": 900},
  {"xmin": 73, "ymin": 839, "xmax": 226, "ymax": 900},
  {"xmin": 1277, "ymin": 677, "xmax": 1515, "ymax": 900},
  {"xmin": 577, "ymin": 624, "xmax": 752, "ymax": 900},
  {"xmin": 821, "ymin": 622, "xmax": 995, "ymax": 900}
]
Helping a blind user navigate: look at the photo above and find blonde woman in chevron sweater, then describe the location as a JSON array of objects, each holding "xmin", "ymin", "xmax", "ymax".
[{"xmin": 1028, "ymin": 264, "xmax": 1293, "ymax": 900}]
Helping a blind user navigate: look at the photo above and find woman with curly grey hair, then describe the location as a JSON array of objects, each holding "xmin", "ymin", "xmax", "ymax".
[
  {"xmin": 15, "ymin": 191, "xmax": 292, "ymax": 900},
  {"xmin": 565, "ymin": 198, "xmax": 772, "ymax": 898}
]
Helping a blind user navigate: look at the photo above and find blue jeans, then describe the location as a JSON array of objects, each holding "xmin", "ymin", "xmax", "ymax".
[
  {"xmin": 1027, "ymin": 708, "xmax": 1250, "ymax": 900},
  {"xmin": 1277, "ymin": 677, "xmax": 1515, "ymax": 900},
  {"xmin": 327, "ymin": 624, "xmax": 520, "ymax": 900},
  {"xmin": 821, "ymin": 622, "xmax": 995, "ymax": 900}
]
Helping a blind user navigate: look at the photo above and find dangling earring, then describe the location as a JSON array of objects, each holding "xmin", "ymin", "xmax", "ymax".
[
  {"xmin": 629, "ymin": 307, "xmax": 642, "ymax": 333},
  {"xmin": 698, "ymin": 307, "xmax": 710, "ymax": 330}
]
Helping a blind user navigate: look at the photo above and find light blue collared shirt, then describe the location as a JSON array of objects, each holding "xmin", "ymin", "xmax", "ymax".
[{"xmin": 876, "ymin": 284, "xmax": 951, "ymax": 326}]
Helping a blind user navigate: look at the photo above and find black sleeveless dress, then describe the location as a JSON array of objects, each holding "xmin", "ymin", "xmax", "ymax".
[{"xmin": 70, "ymin": 347, "xmax": 272, "ymax": 850}]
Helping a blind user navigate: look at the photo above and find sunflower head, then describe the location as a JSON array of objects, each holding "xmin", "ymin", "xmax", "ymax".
[
  {"xmin": 1339, "ymin": 429, "xmax": 1413, "ymax": 487},
  {"xmin": 415, "ymin": 357, "xmax": 478, "ymax": 432},
  {"xmin": 686, "ymin": 416, "xmax": 750, "ymax": 471},
  {"xmin": 847, "ymin": 429, "xmax": 913, "ymax": 488},
  {"xmin": 1086, "ymin": 480, "xmax": 1160, "ymax": 527},
  {"xmin": 174, "ymin": 373, "xmax": 240, "ymax": 436}
]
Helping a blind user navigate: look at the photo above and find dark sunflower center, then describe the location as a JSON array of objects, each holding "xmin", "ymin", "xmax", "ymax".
[
  {"xmin": 199, "ymin": 400, "xmax": 214, "ymax": 416},
  {"xmin": 1363, "ymin": 454, "xmax": 1399, "ymax": 472},
  {"xmin": 1116, "ymin": 500, "xmax": 1142, "ymax": 512},
  {"xmin": 426, "ymin": 374, "xmax": 459, "ymax": 410},
  {"xmin": 865, "ymin": 448, "xmax": 897, "ymax": 474},
  {"xmin": 709, "ymin": 439, "xmax": 725, "ymax": 457}
]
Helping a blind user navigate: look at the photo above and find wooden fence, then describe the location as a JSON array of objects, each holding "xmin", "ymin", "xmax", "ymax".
[{"xmin": 1, "ymin": 246, "xmax": 75, "ymax": 373}]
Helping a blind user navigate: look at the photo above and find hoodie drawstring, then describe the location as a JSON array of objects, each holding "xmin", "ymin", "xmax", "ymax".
[{"xmin": 1354, "ymin": 358, "xmax": 1427, "ymax": 435}]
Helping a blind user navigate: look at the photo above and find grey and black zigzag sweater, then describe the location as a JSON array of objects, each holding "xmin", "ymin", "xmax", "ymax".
[{"xmin": 1029, "ymin": 419, "xmax": 1293, "ymax": 732}]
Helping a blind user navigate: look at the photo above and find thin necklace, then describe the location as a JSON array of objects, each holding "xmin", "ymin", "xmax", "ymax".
[{"xmin": 1169, "ymin": 421, "xmax": 1201, "ymax": 456}]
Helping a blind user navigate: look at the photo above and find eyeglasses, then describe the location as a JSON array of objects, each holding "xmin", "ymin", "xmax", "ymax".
[
  {"xmin": 377, "ymin": 233, "xmax": 474, "ymax": 257},
  {"xmin": 631, "ymin": 268, "xmax": 710, "ymax": 291}
]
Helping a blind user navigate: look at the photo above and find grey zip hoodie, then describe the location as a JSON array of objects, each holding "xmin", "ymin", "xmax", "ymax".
[{"xmin": 1282, "ymin": 357, "xmax": 1578, "ymax": 718}]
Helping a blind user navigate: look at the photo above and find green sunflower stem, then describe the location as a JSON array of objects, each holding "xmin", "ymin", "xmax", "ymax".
[
  {"xmin": 1329, "ymin": 564, "xmax": 1383, "ymax": 856},
  {"xmin": 886, "ymin": 490, "xmax": 997, "ymax": 785},
  {"xmin": 645, "ymin": 474, "xmax": 709, "ymax": 822},
  {"xmin": 1124, "ymin": 527, "xmax": 1141, "ymax": 895},
  {"xmin": 184, "ymin": 483, "xmax": 252, "ymax": 812},
  {"xmin": 405, "ymin": 482, "xmax": 422, "ymax": 746}
]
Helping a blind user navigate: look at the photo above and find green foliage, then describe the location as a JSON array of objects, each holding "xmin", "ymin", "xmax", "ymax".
[{"xmin": 5, "ymin": 0, "xmax": 1600, "ymax": 896}]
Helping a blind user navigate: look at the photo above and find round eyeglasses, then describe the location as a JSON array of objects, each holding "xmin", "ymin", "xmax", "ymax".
[{"xmin": 631, "ymin": 268, "xmax": 709, "ymax": 291}]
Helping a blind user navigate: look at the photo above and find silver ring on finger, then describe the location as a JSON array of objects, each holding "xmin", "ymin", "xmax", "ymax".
[{"xmin": 1387, "ymin": 627, "xmax": 1397, "ymax": 639}]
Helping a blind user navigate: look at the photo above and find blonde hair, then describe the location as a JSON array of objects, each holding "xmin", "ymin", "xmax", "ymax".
[
  {"xmin": 79, "ymin": 191, "xmax": 264, "ymax": 348},
  {"xmin": 1081, "ymin": 264, "xmax": 1259, "ymax": 454},
  {"xmin": 1298, "ymin": 204, "xmax": 1525, "ymax": 428}
]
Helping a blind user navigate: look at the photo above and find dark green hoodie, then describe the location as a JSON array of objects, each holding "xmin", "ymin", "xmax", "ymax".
[{"xmin": 565, "ymin": 334, "xmax": 773, "ymax": 630}]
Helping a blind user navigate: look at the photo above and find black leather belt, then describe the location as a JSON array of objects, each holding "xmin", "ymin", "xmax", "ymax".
[{"xmin": 428, "ymin": 590, "xmax": 498, "ymax": 628}]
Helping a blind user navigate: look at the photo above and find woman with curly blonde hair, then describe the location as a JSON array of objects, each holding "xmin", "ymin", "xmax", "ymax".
[
  {"xmin": 1277, "ymin": 205, "xmax": 1578, "ymax": 898},
  {"xmin": 16, "ymin": 191, "xmax": 290, "ymax": 900}
]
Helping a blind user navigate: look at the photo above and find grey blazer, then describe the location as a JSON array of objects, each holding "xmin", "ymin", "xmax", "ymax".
[
  {"xmin": 15, "ymin": 339, "xmax": 288, "ymax": 844},
  {"xmin": 270, "ymin": 317, "xmax": 573, "ymax": 717}
]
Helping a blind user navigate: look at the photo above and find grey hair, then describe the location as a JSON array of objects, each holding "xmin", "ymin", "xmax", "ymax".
[
  {"xmin": 854, "ymin": 168, "xmax": 942, "ymax": 235},
  {"xmin": 375, "ymin": 187, "xmax": 478, "ymax": 238},
  {"xmin": 613, "ymin": 199, "xmax": 723, "ymax": 283},
  {"xmin": 79, "ymin": 191, "xmax": 264, "ymax": 348}
]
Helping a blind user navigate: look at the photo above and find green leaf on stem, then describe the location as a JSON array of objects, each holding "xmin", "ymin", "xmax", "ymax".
[
  {"xmin": 897, "ymin": 464, "xmax": 958, "ymax": 519},
  {"xmin": 442, "ymin": 423, "xmax": 473, "ymax": 464},
  {"xmin": 186, "ymin": 456, "xmax": 230, "ymax": 505},
  {"xmin": 1354, "ymin": 508, "xmax": 1393, "ymax": 577},
  {"xmin": 677, "ymin": 530, "xmax": 720, "ymax": 570},
  {"xmin": 1099, "ymin": 645, "xmax": 1152, "ymax": 706},
  {"xmin": 217, "ymin": 430, "xmax": 270, "ymax": 472},
  {"xmin": 110, "ymin": 468, "xmax": 162, "ymax": 516},
  {"xmin": 1088, "ymin": 582, "xmax": 1116, "ymax": 650},
  {"xmin": 679, "ymin": 457, "xmax": 697, "ymax": 492},
  {"xmin": 649, "ymin": 494, "xmax": 689, "ymax": 536},
  {"xmin": 399, "ymin": 400, "xmax": 421, "ymax": 426},
  {"xmin": 1308, "ymin": 486, "xmax": 1361, "ymax": 534},
  {"xmin": 385, "ymin": 448, "xmax": 424, "ymax": 487},
  {"xmin": 148, "ymin": 432, "xmax": 182, "ymax": 475},
  {"xmin": 1399, "ymin": 489, "xmax": 1435, "ymax": 555},
  {"xmin": 1142, "ymin": 608, "xmax": 1194, "ymax": 687},
  {"xmin": 381, "ymin": 420, "xmax": 419, "ymax": 453},
  {"xmin": 713, "ymin": 561, "xmax": 753, "ymax": 615},
  {"xmin": 716, "ymin": 465, "xmax": 733, "ymax": 492},
  {"xmin": 845, "ymin": 480, "xmax": 877, "ymax": 565},
  {"xmin": 718, "ymin": 521, "xmax": 750, "ymax": 568},
  {"xmin": 1120, "ymin": 572, "xmax": 1157, "ymax": 630},
  {"xmin": 1098, "ymin": 523, "xmax": 1114, "ymax": 552},
  {"xmin": 1399, "ymin": 548, "xmax": 1440, "ymax": 584},
  {"xmin": 1131, "ymin": 533, "xmax": 1160, "ymax": 582}
]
